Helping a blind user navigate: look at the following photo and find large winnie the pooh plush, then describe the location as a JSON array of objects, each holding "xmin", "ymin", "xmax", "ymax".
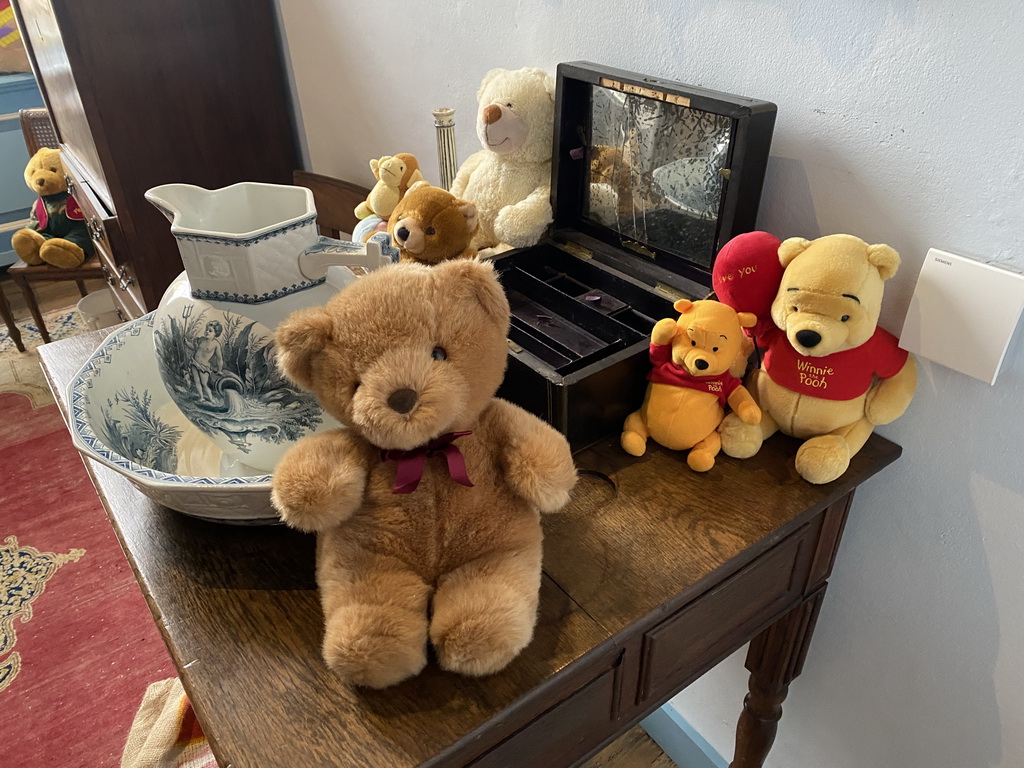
[
  {"xmin": 11, "ymin": 147, "xmax": 91, "ymax": 269},
  {"xmin": 270, "ymin": 259, "xmax": 577, "ymax": 688},
  {"xmin": 449, "ymin": 67, "xmax": 555, "ymax": 251},
  {"xmin": 719, "ymin": 233, "xmax": 917, "ymax": 484}
]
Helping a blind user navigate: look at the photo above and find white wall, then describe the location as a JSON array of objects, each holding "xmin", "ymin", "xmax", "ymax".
[{"xmin": 277, "ymin": 2, "xmax": 1024, "ymax": 766}]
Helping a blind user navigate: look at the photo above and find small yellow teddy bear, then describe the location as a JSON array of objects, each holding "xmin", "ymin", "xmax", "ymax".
[
  {"xmin": 353, "ymin": 153, "xmax": 424, "ymax": 221},
  {"xmin": 11, "ymin": 147, "xmax": 91, "ymax": 269}
]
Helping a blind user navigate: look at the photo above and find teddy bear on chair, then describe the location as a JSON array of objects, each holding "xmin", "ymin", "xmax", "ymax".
[{"xmin": 11, "ymin": 147, "xmax": 92, "ymax": 269}]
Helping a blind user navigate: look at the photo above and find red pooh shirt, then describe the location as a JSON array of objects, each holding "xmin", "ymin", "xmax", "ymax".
[
  {"xmin": 759, "ymin": 326, "xmax": 908, "ymax": 400},
  {"xmin": 647, "ymin": 343, "xmax": 742, "ymax": 408}
]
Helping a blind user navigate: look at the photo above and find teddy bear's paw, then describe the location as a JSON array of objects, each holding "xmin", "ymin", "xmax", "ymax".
[
  {"xmin": 736, "ymin": 401, "xmax": 762, "ymax": 426},
  {"xmin": 39, "ymin": 239, "xmax": 85, "ymax": 269},
  {"xmin": 865, "ymin": 380, "xmax": 914, "ymax": 426},
  {"xmin": 11, "ymin": 229, "xmax": 45, "ymax": 264},
  {"xmin": 719, "ymin": 413, "xmax": 763, "ymax": 459},
  {"xmin": 322, "ymin": 605, "xmax": 428, "ymax": 689},
  {"xmin": 432, "ymin": 606, "xmax": 535, "ymax": 678},
  {"xmin": 795, "ymin": 435, "xmax": 851, "ymax": 485},
  {"xmin": 509, "ymin": 461, "xmax": 576, "ymax": 514},
  {"xmin": 650, "ymin": 318, "xmax": 678, "ymax": 346},
  {"xmin": 687, "ymin": 449, "xmax": 716, "ymax": 473},
  {"xmin": 502, "ymin": 424, "xmax": 577, "ymax": 513},
  {"xmin": 493, "ymin": 205, "xmax": 550, "ymax": 249},
  {"xmin": 621, "ymin": 430, "xmax": 647, "ymax": 457},
  {"xmin": 271, "ymin": 454, "xmax": 365, "ymax": 532}
]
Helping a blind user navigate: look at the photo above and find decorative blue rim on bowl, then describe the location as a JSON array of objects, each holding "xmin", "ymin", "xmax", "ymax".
[{"xmin": 68, "ymin": 313, "xmax": 273, "ymax": 486}]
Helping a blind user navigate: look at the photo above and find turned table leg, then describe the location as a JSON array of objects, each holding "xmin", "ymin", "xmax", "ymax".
[{"xmin": 729, "ymin": 586, "xmax": 827, "ymax": 768}]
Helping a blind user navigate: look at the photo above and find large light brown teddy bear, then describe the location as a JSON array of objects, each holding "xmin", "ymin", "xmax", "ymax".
[
  {"xmin": 719, "ymin": 234, "xmax": 917, "ymax": 484},
  {"xmin": 270, "ymin": 259, "xmax": 577, "ymax": 688},
  {"xmin": 449, "ymin": 67, "xmax": 555, "ymax": 252}
]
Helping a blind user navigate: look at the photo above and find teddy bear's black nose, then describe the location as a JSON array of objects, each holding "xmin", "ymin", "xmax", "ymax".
[
  {"xmin": 694, "ymin": 358, "xmax": 709, "ymax": 370},
  {"xmin": 387, "ymin": 388, "xmax": 418, "ymax": 414},
  {"xmin": 396, "ymin": 226, "xmax": 410, "ymax": 243},
  {"xmin": 796, "ymin": 330, "xmax": 822, "ymax": 348},
  {"xmin": 36, "ymin": 178, "xmax": 45, "ymax": 186}
]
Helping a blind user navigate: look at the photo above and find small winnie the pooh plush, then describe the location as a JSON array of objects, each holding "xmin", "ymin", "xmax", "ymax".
[
  {"xmin": 11, "ymin": 147, "xmax": 92, "ymax": 269},
  {"xmin": 621, "ymin": 299, "xmax": 761, "ymax": 471},
  {"xmin": 271, "ymin": 258, "xmax": 577, "ymax": 688}
]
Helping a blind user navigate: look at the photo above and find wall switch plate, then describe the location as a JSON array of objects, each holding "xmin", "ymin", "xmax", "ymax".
[{"xmin": 899, "ymin": 248, "xmax": 1024, "ymax": 385}]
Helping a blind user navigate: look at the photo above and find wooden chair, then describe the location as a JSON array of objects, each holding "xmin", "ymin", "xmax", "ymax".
[
  {"xmin": 292, "ymin": 170, "xmax": 369, "ymax": 239},
  {"xmin": 0, "ymin": 281, "xmax": 25, "ymax": 352},
  {"xmin": 8, "ymin": 108, "xmax": 105, "ymax": 345},
  {"xmin": 20, "ymin": 107, "xmax": 58, "ymax": 154}
]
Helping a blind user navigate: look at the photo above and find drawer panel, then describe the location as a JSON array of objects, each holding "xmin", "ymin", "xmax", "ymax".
[
  {"xmin": 638, "ymin": 526, "xmax": 813, "ymax": 703},
  {"xmin": 65, "ymin": 172, "xmax": 147, "ymax": 319},
  {"xmin": 62, "ymin": 160, "xmax": 116, "ymax": 259},
  {"xmin": 470, "ymin": 663, "xmax": 620, "ymax": 768}
]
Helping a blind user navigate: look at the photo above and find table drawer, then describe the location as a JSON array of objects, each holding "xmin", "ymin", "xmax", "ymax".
[
  {"xmin": 638, "ymin": 526, "xmax": 813, "ymax": 704},
  {"xmin": 90, "ymin": 238, "xmax": 144, "ymax": 320},
  {"xmin": 470, "ymin": 663, "xmax": 621, "ymax": 768},
  {"xmin": 66, "ymin": 175, "xmax": 116, "ymax": 259}
]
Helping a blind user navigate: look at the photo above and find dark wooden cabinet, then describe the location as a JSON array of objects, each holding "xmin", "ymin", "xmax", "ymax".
[{"xmin": 11, "ymin": 0, "xmax": 301, "ymax": 316}]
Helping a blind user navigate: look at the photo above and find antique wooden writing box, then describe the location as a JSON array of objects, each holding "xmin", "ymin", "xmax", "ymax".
[{"xmin": 494, "ymin": 62, "xmax": 777, "ymax": 452}]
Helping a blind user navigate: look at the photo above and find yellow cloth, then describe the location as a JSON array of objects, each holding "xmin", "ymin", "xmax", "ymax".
[{"xmin": 121, "ymin": 677, "xmax": 216, "ymax": 768}]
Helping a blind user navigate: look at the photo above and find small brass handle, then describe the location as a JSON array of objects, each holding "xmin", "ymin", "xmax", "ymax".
[
  {"xmin": 63, "ymin": 174, "xmax": 75, "ymax": 197},
  {"xmin": 117, "ymin": 265, "xmax": 134, "ymax": 291},
  {"xmin": 88, "ymin": 217, "xmax": 103, "ymax": 242}
]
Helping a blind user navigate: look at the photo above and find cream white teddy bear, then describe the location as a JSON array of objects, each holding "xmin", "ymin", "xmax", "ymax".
[{"xmin": 450, "ymin": 67, "xmax": 555, "ymax": 251}]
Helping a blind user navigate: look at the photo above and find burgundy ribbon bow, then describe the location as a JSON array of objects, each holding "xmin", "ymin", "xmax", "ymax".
[{"xmin": 380, "ymin": 431, "xmax": 475, "ymax": 494}]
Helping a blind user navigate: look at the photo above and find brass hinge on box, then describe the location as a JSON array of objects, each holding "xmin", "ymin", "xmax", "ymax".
[
  {"xmin": 561, "ymin": 241, "xmax": 593, "ymax": 260},
  {"xmin": 622, "ymin": 240, "xmax": 656, "ymax": 260},
  {"xmin": 599, "ymin": 78, "xmax": 691, "ymax": 107},
  {"xmin": 654, "ymin": 282, "xmax": 691, "ymax": 303}
]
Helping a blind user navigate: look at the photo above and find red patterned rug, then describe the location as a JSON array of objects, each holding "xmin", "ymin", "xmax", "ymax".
[{"xmin": 0, "ymin": 389, "xmax": 176, "ymax": 766}]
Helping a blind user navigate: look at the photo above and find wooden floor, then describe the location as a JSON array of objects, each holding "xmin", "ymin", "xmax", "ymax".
[
  {"xmin": 584, "ymin": 726, "xmax": 678, "ymax": 768},
  {"xmin": 0, "ymin": 268, "xmax": 678, "ymax": 768}
]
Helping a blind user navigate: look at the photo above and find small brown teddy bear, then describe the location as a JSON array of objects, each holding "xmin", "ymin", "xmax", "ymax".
[
  {"xmin": 271, "ymin": 258, "xmax": 577, "ymax": 688},
  {"xmin": 621, "ymin": 299, "xmax": 760, "ymax": 471},
  {"xmin": 386, "ymin": 182, "xmax": 479, "ymax": 264},
  {"xmin": 11, "ymin": 147, "xmax": 92, "ymax": 269}
]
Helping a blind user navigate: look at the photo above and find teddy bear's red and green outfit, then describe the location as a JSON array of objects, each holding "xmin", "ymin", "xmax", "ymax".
[{"xmin": 23, "ymin": 191, "xmax": 93, "ymax": 267}]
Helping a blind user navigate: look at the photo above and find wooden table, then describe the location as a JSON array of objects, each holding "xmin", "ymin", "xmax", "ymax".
[{"xmin": 41, "ymin": 331, "xmax": 901, "ymax": 768}]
